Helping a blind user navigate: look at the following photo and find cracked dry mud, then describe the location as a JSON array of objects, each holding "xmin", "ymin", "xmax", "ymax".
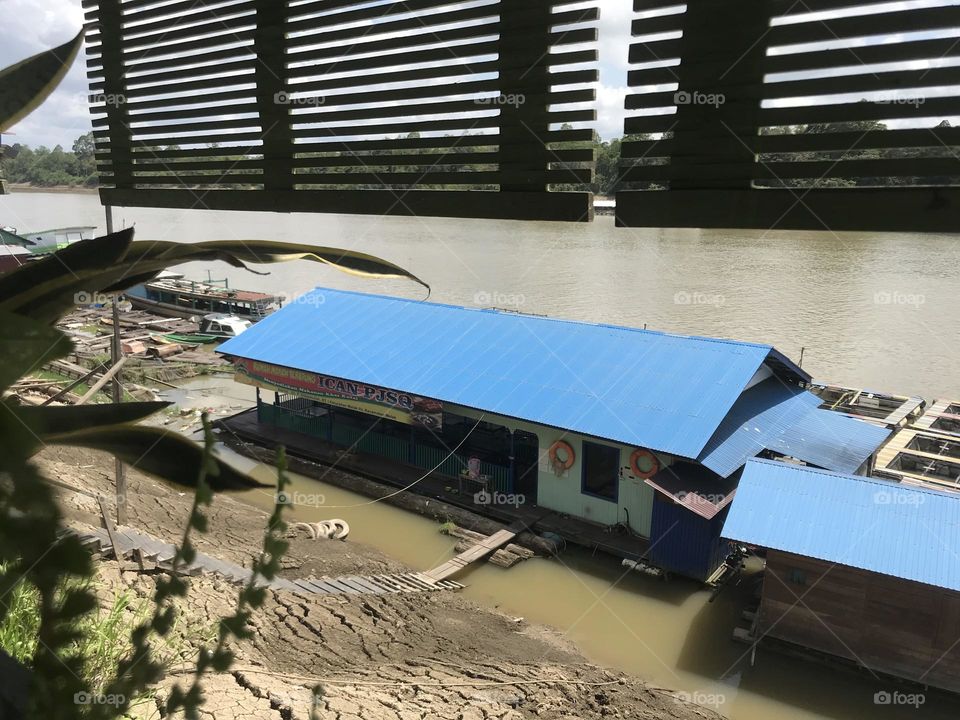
[{"xmin": 42, "ymin": 445, "xmax": 720, "ymax": 720}]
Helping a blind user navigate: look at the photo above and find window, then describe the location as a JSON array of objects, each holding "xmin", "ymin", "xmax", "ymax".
[
  {"xmin": 788, "ymin": 568, "xmax": 807, "ymax": 587},
  {"xmin": 581, "ymin": 441, "xmax": 619, "ymax": 502}
]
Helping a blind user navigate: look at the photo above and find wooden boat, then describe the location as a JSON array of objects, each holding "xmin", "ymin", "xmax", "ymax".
[{"xmin": 125, "ymin": 271, "xmax": 280, "ymax": 321}]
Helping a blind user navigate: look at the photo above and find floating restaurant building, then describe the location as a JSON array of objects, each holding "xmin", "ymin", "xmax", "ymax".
[
  {"xmin": 217, "ymin": 288, "xmax": 891, "ymax": 581},
  {"xmin": 723, "ymin": 459, "xmax": 960, "ymax": 692}
]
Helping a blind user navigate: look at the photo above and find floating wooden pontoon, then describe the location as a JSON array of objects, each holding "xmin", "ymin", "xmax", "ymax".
[
  {"xmin": 805, "ymin": 381, "xmax": 925, "ymax": 430},
  {"xmin": 873, "ymin": 398, "xmax": 960, "ymax": 491}
]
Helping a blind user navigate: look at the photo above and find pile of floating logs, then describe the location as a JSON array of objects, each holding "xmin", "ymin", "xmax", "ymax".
[
  {"xmin": 7, "ymin": 306, "xmax": 231, "ymax": 407},
  {"xmin": 58, "ymin": 306, "xmax": 227, "ymax": 368},
  {"xmin": 442, "ymin": 524, "xmax": 536, "ymax": 569}
]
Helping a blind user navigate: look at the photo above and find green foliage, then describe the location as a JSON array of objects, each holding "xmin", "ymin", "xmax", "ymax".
[
  {"xmin": 2, "ymin": 134, "xmax": 98, "ymax": 187},
  {"xmin": 0, "ymin": 31, "xmax": 84, "ymax": 132}
]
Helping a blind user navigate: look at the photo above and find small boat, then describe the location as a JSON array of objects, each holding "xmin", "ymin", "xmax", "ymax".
[
  {"xmin": 162, "ymin": 332, "xmax": 219, "ymax": 344},
  {"xmin": 2, "ymin": 225, "xmax": 97, "ymax": 254},
  {"xmin": 126, "ymin": 271, "xmax": 281, "ymax": 321},
  {"xmin": 198, "ymin": 313, "xmax": 251, "ymax": 338}
]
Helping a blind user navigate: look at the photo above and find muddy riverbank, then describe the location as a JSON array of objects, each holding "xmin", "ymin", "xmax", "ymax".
[{"xmin": 44, "ymin": 444, "xmax": 720, "ymax": 720}]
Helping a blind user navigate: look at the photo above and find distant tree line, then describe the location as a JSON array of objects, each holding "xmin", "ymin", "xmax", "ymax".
[
  {"xmin": 7, "ymin": 120, "xmax": 942, "ymax": 193},
  {"xmin": 1, "ymin": 132, "xmax": 97, "ymax": 187}
]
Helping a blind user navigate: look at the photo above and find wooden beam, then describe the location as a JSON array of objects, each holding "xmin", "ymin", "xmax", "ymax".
[{"xmin": 76, "ymin": 357, "xmax": 127, "ymax": 406}]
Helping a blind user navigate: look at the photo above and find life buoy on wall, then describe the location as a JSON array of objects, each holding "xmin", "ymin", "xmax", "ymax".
[
  {"xmin": 548, "ymin": 440, "xmax": 575, "ymax": 471},
  {"xmin": 630, "ymin": 448, "xmax": 660, "ymax": 479}
]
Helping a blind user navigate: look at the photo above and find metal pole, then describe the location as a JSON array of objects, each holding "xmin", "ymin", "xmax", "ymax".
[
  {"xmin": 105, "ymin": 206, "xmax": 127, "ymax": 526},
  {"xmin": 799, "ymin": 346, "xmax": 806, "ymax": 368}
]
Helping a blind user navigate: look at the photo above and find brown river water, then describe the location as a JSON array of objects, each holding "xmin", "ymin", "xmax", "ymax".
[{"xmin": 4, "ymin": 191, "xmax": 960, "ymax": 718}]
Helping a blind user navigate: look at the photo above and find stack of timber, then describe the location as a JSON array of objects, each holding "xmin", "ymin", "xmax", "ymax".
[
  {"xmin": 54, "ymin": 306, "xmax": 229, "ymax": 379},
  {"xmin": 442, "ymin": 524, "xmax": 536, "ymax": 569}
]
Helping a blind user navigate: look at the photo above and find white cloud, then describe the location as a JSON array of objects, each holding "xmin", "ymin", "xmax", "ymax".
[{"xmin": 1, "ymin": 0, "xmax": 90, "ymax": 148}]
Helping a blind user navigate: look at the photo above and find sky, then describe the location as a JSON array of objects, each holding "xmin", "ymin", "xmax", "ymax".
[{"xmin": 0, "ymin": 0, "xmax": 634, "ymax": 149}]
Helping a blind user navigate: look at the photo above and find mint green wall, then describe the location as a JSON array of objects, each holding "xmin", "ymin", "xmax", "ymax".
[{"xmin": 447, "ymin": 403, "xmax": 668, "ymax": 538}]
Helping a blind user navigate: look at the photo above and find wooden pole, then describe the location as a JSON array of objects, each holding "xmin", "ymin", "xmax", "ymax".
[
  {"xmin": 105, "ymin": 206, "xmax": 128, "ymax": 526},
  {"xmin": 75, "ymin": 357, "xmax": 128, "ymax": 405}
]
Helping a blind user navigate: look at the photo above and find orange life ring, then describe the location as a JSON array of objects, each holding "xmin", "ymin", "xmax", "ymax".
[
  {"xmin": 549, "ymin": 440, "xmax": 575, "ymax": 469},
  {"xmin": 630, "ymin": 449, "xmax": 659, "ymax": 479}
]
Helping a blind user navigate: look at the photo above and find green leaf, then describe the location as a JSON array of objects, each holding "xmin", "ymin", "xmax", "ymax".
[
  {"xmin": 0, "ymin": 311, "xmax": 72, "ymax": 392},
  {"xmin": 0, "ymin": 228, "xmax": 134, "ymax": 323},
  {"xmin": 0, "ymin": 231, "xmax": 428, "ymax": 324},
  {"xmin": 41, "ymin": 425, "xmax": 270, "ymax": 491},
  {"xmin": 17, "ymin": 401, "xmax": 171, "ymax": 437},
  {"xmin": 0, "ymin": 31, "xmax": 85, "ymax": 132}
]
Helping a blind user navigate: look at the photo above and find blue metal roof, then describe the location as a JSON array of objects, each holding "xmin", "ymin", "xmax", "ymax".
[
  {"xmin": 697, "ymin": 379, "xmax": 890, "ymax": 477},
  {"xmin": 218, "ymin": 288, "xmax": 808, "ymax": 458},
  {"xmin": 767, "ymin": 408, "xmax": 891, "ymax": 475},
  {"xmin": 697, "ymin": 379, "xmax": 822, "ymax": 477},
  {"xmin": 723, "ymin": 459, "xmax": 960, "ymax": 591}
]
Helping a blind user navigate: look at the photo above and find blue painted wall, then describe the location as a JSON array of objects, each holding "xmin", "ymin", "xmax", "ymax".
[{"xmin": 647, "ymin": 496, "xmax": 731, "ymax": 581}]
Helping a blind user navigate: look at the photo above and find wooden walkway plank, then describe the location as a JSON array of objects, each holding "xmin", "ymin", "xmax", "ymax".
[
  {"xmin": 71, "ymin": 526, "xmax": 463, "ymax": 598},
  {"xmin": 423, "ymin": 528, "xmax": 518, "ymax": 582}
]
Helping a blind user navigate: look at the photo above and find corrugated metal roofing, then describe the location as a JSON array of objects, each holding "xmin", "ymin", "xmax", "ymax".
[
  {"xmin": 722, "ymin": 459, "xmax": 960, "ymax": 591},
  {"xmin": 767, "ymin": 408, "xmax": 892, "ymax": 475},
  {"xmin": 644, "ymin": 463, "xmax": 738, "ymax": 519},
  {"xmin": 697, "ymin": 379, "xmax": 890, "ymax": 477},
  {"xmin": 697, "ymin": 379, "xmax": 822, "ymax": 477},
  {"xmin": 218, "ymin": 287, "xmax": 808, "ymax": 458}
]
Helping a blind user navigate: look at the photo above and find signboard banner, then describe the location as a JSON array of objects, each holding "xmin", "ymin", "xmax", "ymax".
[{"xmin": 234, "ymin": 358, "xmax": 442, "ymax": 430}]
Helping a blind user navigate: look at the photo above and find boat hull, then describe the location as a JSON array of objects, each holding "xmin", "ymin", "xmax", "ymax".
[{"xmin": 127, "ymin": 294, "xmax": 208, "ymax": 320}]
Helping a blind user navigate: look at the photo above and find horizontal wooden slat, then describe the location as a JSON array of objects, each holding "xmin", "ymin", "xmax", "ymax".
[
  {"xmin": 288, "ymin": 24, "xmax": 497, "ymax": 64},
  {"xmin": 90, "ymin": 46, "xmax": 254, "ymax": 80},
  {"xmin": 121, "ymin": 28, "xmax": 256, "ymax": 63},
  {"xmin": 90, "ymin": 60, "xmax": 254, "ymax": 91},
  {"xmin": 767, "ymin": 6, "xmax": 959, "ymax": 46},
  {"xmin": 288, "ymin": 3, "xmax": 499, "ymax": 51},
  {"xmin": 621, "ymin": 126, "xmax": 960, "ymax": 158},
  {"xmin": 628, "ymin": 39, "xmax": 682, "ymax": 64},
  {"xmin": 290, "ymin": 117, "xmax": 502, "ymax": 138},
  {"xmin": 100, "ymin": 188, "xmax": 595, "ymax": 221},
  {"xmin": 122, "ymin": 7, "xmax": 257, "ymax": 51},
  {"xmin": 615, "ymin": 187, "xmax": 960, "ymax": 232},
  {"xmin": 622, "ymin": 157, "xmax": 960, "ymax": 182},
  {"xmin": 765, "ymin": 37, "xmax": 960, "ymax": 74},
  {"xmin": 122, "ymin": 0, "xmax": 251, "ymax": 23},
  {"xmin": 760, "ymin": 97, "xmax": 959, "ymax": 126}
]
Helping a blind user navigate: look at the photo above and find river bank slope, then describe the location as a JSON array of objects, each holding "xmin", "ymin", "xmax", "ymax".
[{"xmin": 42, "ymin": 444, "xmax": 721, "ymax": 720}]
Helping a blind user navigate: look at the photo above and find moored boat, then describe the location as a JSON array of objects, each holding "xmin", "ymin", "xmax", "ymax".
[
  {"xmin": 2, "ymin": 225, "xmax": 98, "ymax": 254},
  {"xmin": 125, "ymin": 271, "xmax": 281, "ymax": 321},
  {"xmin": 198, "ymin": 313, "xmax": 252, "ymax": 338}
]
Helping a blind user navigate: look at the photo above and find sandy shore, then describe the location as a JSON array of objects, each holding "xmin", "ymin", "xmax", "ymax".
[{"xmin": 42, "ymin": 443, "xmax": 721, "ymax": 720}]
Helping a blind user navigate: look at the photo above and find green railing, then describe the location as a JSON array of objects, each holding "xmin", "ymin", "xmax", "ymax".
[
  {"xmin": 411, "ymin": 443, "xmax": 511, "ymax": 493},
  {"xmin": 258, "ymin": 402, "xmax": 330, "ymax": 438},
  {"xmin": 260, "ymin": 403, "xmax": 511, "ymax": 492}
]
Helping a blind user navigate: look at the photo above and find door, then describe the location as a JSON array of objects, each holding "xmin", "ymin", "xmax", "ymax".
[{"xmin": 513, "ymin": 430, "xmax": 539, "ymax": 502}]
